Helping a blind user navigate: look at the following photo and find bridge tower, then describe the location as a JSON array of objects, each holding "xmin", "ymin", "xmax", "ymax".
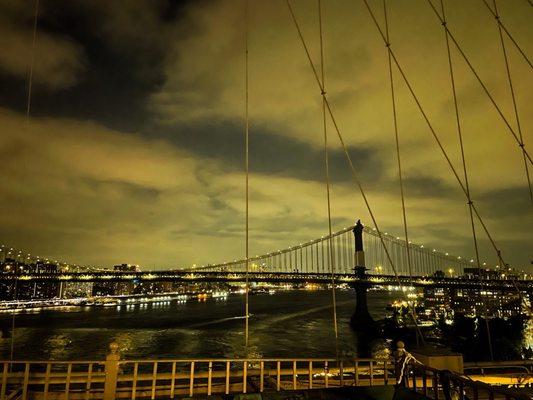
[{"xmin": 349, "ymin": 220, "xmax": 376, "ymax": 332}]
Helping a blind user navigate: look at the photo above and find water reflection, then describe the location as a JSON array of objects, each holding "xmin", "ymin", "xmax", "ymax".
[
  {"xmin": 1, "ymin": 290, "xmax": 391, "ymax": 360},
  {"xmin": 44, "ymin": 335, "xmax": 73, "ymax": 359}
]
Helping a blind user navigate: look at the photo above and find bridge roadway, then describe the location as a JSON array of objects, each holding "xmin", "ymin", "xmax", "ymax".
[{"xmin": 1, "ymin": 271, "xmax": 531, "ymax": 291}]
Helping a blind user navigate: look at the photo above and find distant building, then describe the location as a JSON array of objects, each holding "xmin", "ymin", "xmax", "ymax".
[
  {"xmin": 0, "ymin": 259, "xmax": 18, "ymax": 300},
  {"xmin": 424, "ymin": 268, "xmax": 523, "ymax": 318},
  {"xmin": 451, "ymin": 288, "xmax": 521, "ymax": 318},
  {"xmin": 114, "ymin": 264, "xmax": 138, "ymax": 296},
  {"xmin": 18, "ymin": 262, "xmax": 61, "ymax": 300},
  {"xmin": 61, "ymin": 281, "xmax": 93, "ymax": 298},
  {"xmin": 92, "ymin": 264, "xmax": 138, "ymax": 297},
  {"xmin": 0, "ymin": 260, "xmax": 61, "ymax": 300}
]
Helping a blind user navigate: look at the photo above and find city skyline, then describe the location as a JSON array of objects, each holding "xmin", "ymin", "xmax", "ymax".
[{"xmin": 0, "ymin": 0, "xmax": 531, "ymax": 270}]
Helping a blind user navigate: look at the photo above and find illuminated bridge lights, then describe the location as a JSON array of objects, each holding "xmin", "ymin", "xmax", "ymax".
[
  {"xmin": 339, "ymin": 276, "xmax": 355, "ymax": 282},
  {"xmin": 0, "ymin": 270, "xmax": 530, "ymax": 291}
]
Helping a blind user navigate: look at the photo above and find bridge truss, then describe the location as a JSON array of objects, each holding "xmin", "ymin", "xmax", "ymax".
[{"xmin": 195, "ymin": 224, "xmax": 477, "ymax": 277}]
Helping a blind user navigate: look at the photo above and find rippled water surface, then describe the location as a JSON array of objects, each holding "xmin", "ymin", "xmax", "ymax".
[{"xmin": 0, "ymin": 290, "xmax": 397, "ymax": 360}]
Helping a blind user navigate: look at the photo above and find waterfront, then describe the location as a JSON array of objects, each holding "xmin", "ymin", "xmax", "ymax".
[{"xmin": 0, "ymin": 290, "xmax": 395, "ymax": 360}]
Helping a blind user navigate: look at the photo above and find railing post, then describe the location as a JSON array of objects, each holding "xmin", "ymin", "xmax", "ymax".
[
  {"xmin": 394, "ymin": 341, "xmax": 407, "ymax": 386},
  {"xmin": 103, "ymin": 342, "xmax": 120, "ymax": 400}
]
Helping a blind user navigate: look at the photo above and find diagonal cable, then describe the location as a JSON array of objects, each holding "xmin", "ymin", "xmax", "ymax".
[
  {"xmin": 286, "ymin": 0, "xmax": 425, "ymax": 344},
  {"xmin": 439, "ymin": 0, "xmax": 493, "ymax": 361},
  {"xmin": 382, "ymin": 1, "xmax": 413, "ymax": 281},
  {"xmin": 425, "ymin": 0, "xmax": 533, "ymax": 169},
  {"xmin": 481, "ymin": 0, "xmax": 533, "ymax": 70},
  {"xmin": 383, "ymin": 0, "xmax": 420, "ymax": 346},
  {"xmin": 363, "ymin": 0, "xmax": 531, "ymax": 313},
  {"xmin": 490, "ymin": 0, "xmax": 532, "ymax": 203}
]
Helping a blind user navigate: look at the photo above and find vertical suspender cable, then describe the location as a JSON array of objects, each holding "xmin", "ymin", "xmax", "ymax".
[
  {"xmin": 243, "ymin": 0, "xmax": 250, "ymax": 349},
  {"xmin": 490, "ymin": 0, "xmax": 532, "ymax": 203},
  {"xmin": 382, "ymin": 3, "xmax": 410, "ymax": 275},
  {"xmin": 11, "ymin": 0, "xmax": 40, "ymax": 364},
  {"xmin": 439, "ymin": 0, "xmax": 493, "ymax": 361},
  {"xmin": 287, "ymin": 0, "xmax": 424, "ymax": 345},
  {"xmin": 384, "ymin": 0, "xmax": 420, "ymax": 346},
  {"xmin": 318, "ymin": 0, "xmax": 339, "ymax": 357}
]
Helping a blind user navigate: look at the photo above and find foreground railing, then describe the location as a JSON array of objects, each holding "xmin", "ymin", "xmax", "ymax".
[
  {"xmin": 3, "ymin": 342, "xmax": 531, "ymax": 400},
  {"xmin": 0, "ymin": 344, "xmax": 393, "ymax": 400},
  {"xmin": 401, "ymin": 356, "xmax": 531, "ymax": 400}
]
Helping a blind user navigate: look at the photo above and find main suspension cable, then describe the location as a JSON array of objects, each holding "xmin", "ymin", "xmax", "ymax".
[
  {"xmin": 424, "ymin": 0, "xmax": 533, "ymax": 169},
  {"xmin": 481, "ymin": 0, "xmax": 533, "ymax": 70},
  {"xmin": 490, "ymin": 0, "xmax": 532, "ymax": 204},
  {"xmin": 286, "ymin": 0, "xmax": 425, "ymax": 344},
  {"xmin": 439, "ymin": 0, "xmax": 493, "ymax": 361},
  {"xmin": 383, "ymin": 0, "xmax": 419, "ymax": 346},
  {"xmin": 244, "ymin": 0, "xmax": 250, "ymax": 349},
  {"xmin": 317, "ymin": 0, "xmax": 339, "ymax": 357}
]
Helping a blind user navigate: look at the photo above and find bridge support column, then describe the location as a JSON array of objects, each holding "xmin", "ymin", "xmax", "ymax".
[{"xmin": 349, "ymin": 220, "xmax": 376, "ymax": 332}]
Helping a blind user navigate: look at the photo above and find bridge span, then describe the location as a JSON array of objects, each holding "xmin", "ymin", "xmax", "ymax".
[
  {"xmin": 1, "ymin": 270, "xmax": 531, "ymax": 292},
  {"xmin": 1, "ymin": 221, "xmax": 531, "ymax": 293}
]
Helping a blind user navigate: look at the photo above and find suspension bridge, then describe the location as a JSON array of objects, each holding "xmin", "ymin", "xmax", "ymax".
[{"xmin": 2, "ymin": 220, "xmax": 530, "ymax": 292}]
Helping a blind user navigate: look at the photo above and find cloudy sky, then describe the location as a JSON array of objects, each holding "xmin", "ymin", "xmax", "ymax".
[{"xmin": 0, "ymin": 0, "xmax": 531, "ymax": 270}]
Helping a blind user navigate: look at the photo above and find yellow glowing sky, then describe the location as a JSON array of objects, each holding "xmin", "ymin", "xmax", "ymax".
[{"xmin": 0, "ymin": 0, "xmax": 531, "ymax": 270}]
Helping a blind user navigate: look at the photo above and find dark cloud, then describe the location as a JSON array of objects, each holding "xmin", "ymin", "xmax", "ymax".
[
  {"xmin": 403, "ymin": 175, "xmax": 458, "ymax": 198},
  {"xmin": 0, "ymin": 0, "xmax": 196, "ymax": 131},
  {"xmin": 477, "ymin": 186, "xmax": 533, "ymax": 219},
  {"xmin": 150, "ymin": 120, "xmax": 384, "ymax": 184},
  {"xmin": 0, "ymin": 0, "xmax": 530, "ymax": 269},
  {"xmin": 79, "ymin": 178, "xmax": 162, "ymax": 203}
]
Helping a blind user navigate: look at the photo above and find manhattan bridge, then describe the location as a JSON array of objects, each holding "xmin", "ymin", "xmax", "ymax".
[{"xmin": 1, "ymin": 222, "xmax": 531, "ymax": 294}]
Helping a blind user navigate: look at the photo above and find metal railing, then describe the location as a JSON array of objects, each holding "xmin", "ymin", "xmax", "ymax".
[
  {"xmin": 402, "ymin": 360, "xmax": 531, "ymax": 400},
  {"xmin": 0, "ymin": 344, "xmax": 393, "ymax": 400},
  {"xmin": 3, "ymin": 342, "xmax": 531, "ymax": 400},
  {"xmin": 464, "ymin": 360, "xmax": 533, "ymax": 375}
]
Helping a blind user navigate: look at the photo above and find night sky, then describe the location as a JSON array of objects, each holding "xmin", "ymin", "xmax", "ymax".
[{"xmin": 0, "ymin": 0, "xmax": 531, "ymax": 270}]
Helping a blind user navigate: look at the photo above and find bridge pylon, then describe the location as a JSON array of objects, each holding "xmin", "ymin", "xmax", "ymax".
[{"xmin": 350, "ymin": 220, "xmax": 377, "ymax": 332}]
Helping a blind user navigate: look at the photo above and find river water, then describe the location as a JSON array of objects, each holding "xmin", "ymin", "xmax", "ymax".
[{"xmin": 0, "ymin": 289, "xmax": 398, "ymax": 361}]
